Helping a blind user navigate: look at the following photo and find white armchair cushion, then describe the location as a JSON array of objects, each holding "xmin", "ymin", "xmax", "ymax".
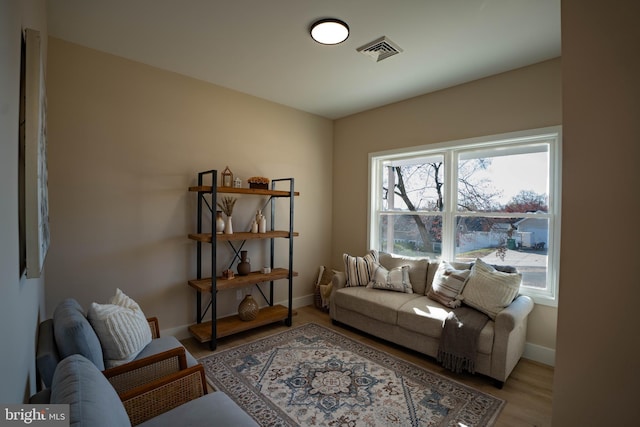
[{"xmin": 88, "ymin": 289, "xmax": 152, "ymax": 368}]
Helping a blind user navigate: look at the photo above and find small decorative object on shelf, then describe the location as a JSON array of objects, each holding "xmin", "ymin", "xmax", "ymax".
[
  {"xmin": 238, "ymin": 294, "xmax": 259, "ymax": 321},
  {"xmin": 215, "ymin": 211, "xmax": 225, "ymax": 234},
  {"xmin": 233, "ymin": 177, "xmax": 242, "ymax": 188},
  {"xmin": 255, "ymin": 210, "xmax": 265, "ymax": 233},
  {"xmin": 247, "ymin": 176, "xmax": 270, "ymax": 189},
  {"xmin": 250, "ymin": 220, "xmax": 258, "ymax": 233},
  {"xmin": 217, "ymin": 196, "xmax": 237, "ymax": 235},
  {"xmin": 222, "ymin": 269, "xmax": 235, "ymax": 280},
  {"xmin": 221, "ymin": 166, "xmax": 233, "ymax": 187},
  {"xmin": 237, "ymin": 250, "xmax": 251, "ymax": 276}
]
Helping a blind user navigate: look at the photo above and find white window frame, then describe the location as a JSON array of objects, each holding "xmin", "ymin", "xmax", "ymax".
[{"xmin": 368, "ymin": 126, "xmax": 562, "ymax": 306}]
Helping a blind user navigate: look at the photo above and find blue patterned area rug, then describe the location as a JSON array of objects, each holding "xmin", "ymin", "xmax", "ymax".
[{"xmin": 200, "ymin": 323, "xmax": 504, "ymax": 426}]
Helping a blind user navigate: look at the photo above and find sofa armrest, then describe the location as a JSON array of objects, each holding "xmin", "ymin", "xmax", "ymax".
[
  {"xmin": 119, "ymin": 364, "xmax": 207, "ymax": 426},
  {"xmin": 147, "ymin": 317, "xmax": 160, "ymax": 339},
  {"xmin": 491, "ymin": 295, "xmax": 534, "ymax": 383},
  {"xmin": 104, "ymin": 347, "xmax": 188, "ymax": 395},
  {"xmin": 495, "ymin": 294, "xmax": 535, "ymax": 333},
  {"xmin": 36, "ymin": 319, "xmax": 60, "ymax": 389},
  {"xmin": 332, "ymin": 271, "xmax": 346, "ymax": 291}
]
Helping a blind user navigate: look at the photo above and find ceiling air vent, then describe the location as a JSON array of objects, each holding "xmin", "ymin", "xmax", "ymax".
[{"xmin": 357, "ymin": 36, "xmax": 403, "ymax": 62}]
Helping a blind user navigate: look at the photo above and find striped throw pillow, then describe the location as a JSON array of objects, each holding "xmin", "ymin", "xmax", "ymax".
[
  {"xmin": 343, "ymin": 250, "xmax": 379, "ymax": 287},
  {"xmin": 427, "ymin": 261, "xmax": 471, "ymax": 307}
]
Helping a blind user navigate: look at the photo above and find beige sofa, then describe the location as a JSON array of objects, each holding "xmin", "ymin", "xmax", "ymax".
[{"xmin": 330, "ymin": 252, "xmax": 534, "ymax": 387}]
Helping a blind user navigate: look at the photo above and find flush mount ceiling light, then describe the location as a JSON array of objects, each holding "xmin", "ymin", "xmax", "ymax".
[{"xmin": 310, "ymin": 19, "xmax": 349, "ymax": 45}]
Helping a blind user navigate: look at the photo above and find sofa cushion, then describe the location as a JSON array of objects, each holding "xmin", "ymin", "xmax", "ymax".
[
  {"xmin": 397, "ymin": 296, "xmax": 494, "ymax": 354},
  {"xmin": 379, "ymin": 252, "xmax": 430, "ymax": 294},
  {"xmin": 396, "ymin": 296, "xmax": 451, "ymax": 339},
  {"xmin": 333, "ymin": 287, "xmax": 420, "ymax": 324},
  {"xmin": 427, "ymin": 261, "xmax": 471, "ymax": 307},
  {"xmin": 343, "ymin": 250, "xmax": 379, "ymax": 287},
  {"xmin": 137, "ymin": 391, "xmax": 258, "ymax": 427},
  {"xmin": 135, "ymin": 336, "xmax": 199, "ymax": 368},
  {"xmin": 88, "ymin": 289, "xmax": 153, "ymax": 368},
  {"xmin": 50, "ymin": 354, "xmax": 131, "ymax": 427},
  {"xmin": 462, "ymin": 258, "xmax": 522, "ymax": 319},
  {"xmin": 53, "ymin": 299, "xmax": 105, "ymax": 371},
  {"xmin": 367, "ymin": 263, "xmax": 413, "ymax": 293}
]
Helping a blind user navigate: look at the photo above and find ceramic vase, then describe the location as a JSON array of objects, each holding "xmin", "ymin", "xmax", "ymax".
[
  {"xmin": 237, "ymin": 250, "xmax": 251, "ymax": 276},
  {"xmin": 238, "ymin": 294, "xmax": 259, "ymax": 321},
  {"xmin": 215, "ymin": 211, "xmax": 225, "ymax": 234},
  {"xmin": 224, "ymin": 216, "xmax": 233, "ymax": 234}
]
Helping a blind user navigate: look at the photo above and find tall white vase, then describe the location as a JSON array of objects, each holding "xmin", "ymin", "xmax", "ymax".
[{"xmin": 224, "ymin": 216, "xmax": 233, "ymax": 234}]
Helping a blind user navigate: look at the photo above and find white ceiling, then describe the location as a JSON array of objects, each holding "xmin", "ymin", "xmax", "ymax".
[{"xmin": 46, "ymin": 0, "xmax": 561, "ymax": 119}]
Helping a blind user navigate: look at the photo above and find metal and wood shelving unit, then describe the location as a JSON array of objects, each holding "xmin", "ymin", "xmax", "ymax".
[{"xmin": 187, "ymin": 169, "xmax": 298, "ymax": 350}]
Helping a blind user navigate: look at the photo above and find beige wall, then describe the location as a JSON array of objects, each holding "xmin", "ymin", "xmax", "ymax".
[
  {"xmin": 553, "ymin": 1, "xmax": 639, "ymax": 425},
  {"xmin": 45, "ymin": 38, "xmax": 333, "ymax": 336},
  {"xmin": 333, "ymin": 58, "xmax": 561, "ymax": 359},
  {"xmin": 0, "ymin": 0, "xmax": 48, "ymax": 403}
]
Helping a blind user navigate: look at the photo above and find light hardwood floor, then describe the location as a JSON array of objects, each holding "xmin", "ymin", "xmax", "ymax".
[{"xmin": 182, "ymin": 305, "xmax": 553, "ymax": 427}]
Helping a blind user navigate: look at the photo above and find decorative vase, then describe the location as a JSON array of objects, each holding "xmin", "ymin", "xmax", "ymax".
[
  {"xmin": 259, "ymin": 216, "xmax": 267, "ymax": 233},
  {"xmin": 215, "ymin": 211, "xmax": 225, "ymax": 234},
  {"xmin": 238, "ymin": 294, "xmax": 259, "ymax": 321},
  {"xmin": 237, "ymin": 250, "xmax": 251, "ymax": 276},
  {"xmin": 224, "ymin": 216, "xmax": 233, "ymax": 234}
]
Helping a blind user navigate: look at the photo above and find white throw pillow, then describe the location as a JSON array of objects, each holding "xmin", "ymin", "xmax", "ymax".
[
  {"xmin": 366, "ymin": 263, "xmax": 413, "ymax": 293},
  {"xmin": 461, "ymin": 258, "xmax": 522, "ymax": 319},
  {"xmin": 88, "ymin": 289, "xmax": 152, "ymax": 368},
  {"xmin": 343, "ymin": 250, "xmax": 379, "ymax": 287}
]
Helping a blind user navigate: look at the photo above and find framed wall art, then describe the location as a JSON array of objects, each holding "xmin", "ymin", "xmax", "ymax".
[{"xmin": 23, "ymin": 28, "xmax": 49, "ymax": 279}]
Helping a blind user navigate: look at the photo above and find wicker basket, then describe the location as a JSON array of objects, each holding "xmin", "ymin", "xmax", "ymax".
[{"xmin": 313, "ymin": 266, "xmax": 333, "ymax": 312}]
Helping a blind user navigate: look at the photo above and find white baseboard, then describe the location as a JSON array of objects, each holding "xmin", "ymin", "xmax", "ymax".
[
  {"xmin": 523, "ymin": 342, "xmax": 556, "ymax": 367},
  {"xmin": 161, "ymin": 294, "xmax": 316, "ymax": 341}
]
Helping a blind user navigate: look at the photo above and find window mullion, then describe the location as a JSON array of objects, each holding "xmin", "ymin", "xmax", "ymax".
[{"xmin": 441, "ymin": 150, "xmax": 456, "ymax": 261}]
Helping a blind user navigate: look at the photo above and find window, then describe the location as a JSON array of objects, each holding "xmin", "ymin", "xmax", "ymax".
[{"xmin": 369, "ymin": 127, "xmax": 561, "ymax": 306}]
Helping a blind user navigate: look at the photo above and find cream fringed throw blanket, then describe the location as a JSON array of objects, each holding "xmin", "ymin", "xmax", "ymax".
[{"xmin": 437, "ymin": 307, "xmax": 490, "ymax": 374}]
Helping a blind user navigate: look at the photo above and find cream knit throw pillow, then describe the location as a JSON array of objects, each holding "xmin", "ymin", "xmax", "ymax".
[
  {"xmin": 461, "ymin": 259, "xmax": 522, "ymax": 319},
  {"xmin": 88, "ymin": 289, "xmax": 152, "ymax": 368}
]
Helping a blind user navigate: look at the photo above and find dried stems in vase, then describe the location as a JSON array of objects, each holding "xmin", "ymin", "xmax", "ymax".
[{"xmin": 217, "ymin": 196, "xmax": 237, "ymax": 217}]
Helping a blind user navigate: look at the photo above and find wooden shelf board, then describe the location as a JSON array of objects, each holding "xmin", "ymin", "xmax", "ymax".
[
  {"xmin": 188, "ymin": 269, "xmax": 298, "ymax": 292},
  {"xmin": 188, "ymin": 230, "xmax": 299, "ymax": 243},
  {"xmin": 188, "ymin": 186, "xmax": 299, "ymax": 197},
  {"xmin": 188, "ymin": 305, "xmax": 294, "ymax": 343}
]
